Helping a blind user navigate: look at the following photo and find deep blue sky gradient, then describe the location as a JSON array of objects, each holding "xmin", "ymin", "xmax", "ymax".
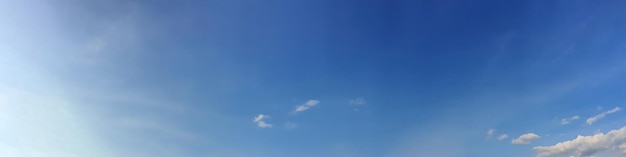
[{"xmin": 2, "ymin": 0, "xmax": 626, "ymax": 157}]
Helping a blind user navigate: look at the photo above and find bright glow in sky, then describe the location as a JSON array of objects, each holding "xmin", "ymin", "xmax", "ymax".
[{"xmin": 2, "ymin": 0, "xmax": 626, "ymax": 157}]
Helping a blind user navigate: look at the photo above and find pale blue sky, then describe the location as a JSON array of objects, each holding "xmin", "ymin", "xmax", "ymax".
[{"xmin": 2, "ymin": 0, "xmax": 626, "ymax": 157}]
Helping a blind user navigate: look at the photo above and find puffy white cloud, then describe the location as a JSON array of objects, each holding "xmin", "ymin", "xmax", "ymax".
[
  {"xmin": 253, "ymin": 114, "xmax": 272, "ymax": 128},
  {"xmin": 497, "ymin": 134, "xmax": 509, "ymax": 140},
  {"xmin": 534, "ymin": 125, "xmax": 626, "ymax": 157},
  {"xmin": 293, "ymin": 100, "xmax": 319, "ymax": 113},
  {"xmin": 512, "ymin": 133, "xmax": 540, "ymax": 144},
  {"xmin": 586, "ymin": 107, "xmax": 621, "ymax": 125},
  {"xmin": 561, "ymin": 115, "xmax": 580, "ymax": 125}
]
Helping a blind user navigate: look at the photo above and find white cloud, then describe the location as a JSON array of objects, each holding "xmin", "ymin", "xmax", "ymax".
[
  {"xmin": 305, "ymin": 100, "xmax": 320, "ymax": 106},
  {"xmin": 561, "ymin": 115, "xmax": 580, "ymax": 125},
  {"xmin": 534, "ymin": 125, "xmax": 626, "ymax": 157},
  {"xmin": 497, "ymin": 134, "xmax": 509, "ymax": 140},
  {"xmin": 512, "ymin": 133, "xmax": 540, "ymax": 144},
  {"xmin": 253, "ymin": 114, "xmax": 265, "ymax": 123},
  {"xmin": 487, "ymin": 129, "xmax": 495, "ymax": 137},
  {"xmin": 293, "ymin": 99, "xmax": 319, "ymax": 113},
  {"xmin": 349, "ymin": 97, "xmax": 366, "ymax": 105},
  {"xmin": 586, "ymin": 107, "xmax": 621, "ymax": 125},
  {"xmin": 295, "ymin": 105, "xmax": 310, "ymax": 112},
  {"xmin": 253, "ymin": 114, "xmax": 272, "ymax": 128},
  {"xmin": 256, "ymin": 121, "xmax": 272, "ymax": 128}
]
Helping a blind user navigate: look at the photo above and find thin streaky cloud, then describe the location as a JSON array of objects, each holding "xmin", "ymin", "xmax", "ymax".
[
  {"xmin": 305, "ymin": 100, "xmax": 319, "ymax": 106},
  {"xmin": 586, "ymin": 107, "xmax": 621, "ymax": 125},
  {"xmin": 349, "ymin": 97, "xmax": 366, "ymax": 105},
  {"xmin": 293, "ymin": 99, "xmax": 320, "ymax": 113},
  {"xmin": 487, "ymin": 129, "xmax": 495, "ymax": 138}
]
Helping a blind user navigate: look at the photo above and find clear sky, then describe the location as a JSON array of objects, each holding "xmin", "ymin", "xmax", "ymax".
[{"xmin": 2, "ymin": 0, "xmax": 626, "ymax": 157}]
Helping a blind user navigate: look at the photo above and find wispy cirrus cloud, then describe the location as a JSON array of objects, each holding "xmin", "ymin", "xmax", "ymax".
[
  {"xmin": 349, "ymin": 97, "xmax": 366, "ymax": 105},
  {"xmin": 586, "ymin": 107, "xmax": 621, "ymax": 125},
  {"xmin": 487, "ymin": 129, "xmax": 495, "ymax": 137},
  {"xmin": 293, "ymin": 100, "xmax": 319, "ymax": 113}
]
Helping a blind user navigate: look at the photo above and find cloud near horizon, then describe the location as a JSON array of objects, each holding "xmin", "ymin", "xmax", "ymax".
[{"xmin": 534, "ymin": 125, "xmax": 626, "ymax": 157}]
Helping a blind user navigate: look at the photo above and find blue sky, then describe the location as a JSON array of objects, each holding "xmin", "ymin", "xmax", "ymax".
[{"xmin": 2, "ymin": 0, "xmax": 626, "ymax": 157}]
